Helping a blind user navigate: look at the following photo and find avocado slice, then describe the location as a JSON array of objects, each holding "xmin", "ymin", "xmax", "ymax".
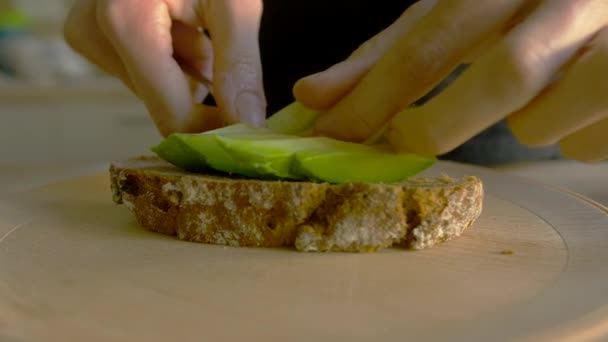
[
  {"xmin": 154, "ymin": 124, "xmax": 298, "ymax": 178},
  {"xmin": 216, "ymin": 133, "xmax": 435, "ymax": 183},
  {"xmin": 205, "ymin": 133, "xmax": 299, "ymax": 179},
  {"xmin": 151, "ymin": 123, "xmax": 273, "ymax": 173},
  {"xmin": 153, "ymin": 120, "xmax": 436, "ymax": 183},
  {"xmin": 151, "ymin": 133, "xmax": 208, "ymax": 172},
  {"xmin": 153, "ymin": 101, "xmax": 319, "ymax": 173},
  {"xmin": 216, "ymin": 136, "xmax": 342, "ymax": 179},
  {"xmin": 180, "ymin": 131, "xmax": 290, "ymax": 178},
  {"xmin": 293, "ymin": 147, "xmax": 436, "ymax": 184}
]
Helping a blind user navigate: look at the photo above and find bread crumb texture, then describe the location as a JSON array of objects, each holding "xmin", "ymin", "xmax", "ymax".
[{"xmin": 110, "ymin": 158, "xmax": 483, "ymax": 253}]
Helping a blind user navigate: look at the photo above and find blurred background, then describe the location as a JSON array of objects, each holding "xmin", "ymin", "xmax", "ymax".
[{"xmin": 0, "ymin": 0, "xmax": 159, "ymax": 172}]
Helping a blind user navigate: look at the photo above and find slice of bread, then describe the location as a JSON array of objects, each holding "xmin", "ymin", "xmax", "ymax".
[{"xmin": 110, "ymin": 156, "xmax": 484, "ymax": 252}]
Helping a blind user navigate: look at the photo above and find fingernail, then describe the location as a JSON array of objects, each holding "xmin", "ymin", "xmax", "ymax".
[{"xmin": 236, "ymin": 92, "xmax": 265, "ymax": 127}]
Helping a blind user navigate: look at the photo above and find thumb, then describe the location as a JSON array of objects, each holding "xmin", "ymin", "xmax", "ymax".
[
  {"xmin": 293, "ymin": 0, "xmax": 436, "ymax": 111},
  {"xmin": 203, "ymin": 0, "xmax": 266, "ymax": 127}
]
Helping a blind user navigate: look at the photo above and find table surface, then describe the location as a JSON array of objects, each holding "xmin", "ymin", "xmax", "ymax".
[
  {"xmin": 494, "ymin": 160, "xmax": 608, "ymax": 206},
  {"xmin": 1, "ymin": 157, "xmax": 607, "ymax": 342}
]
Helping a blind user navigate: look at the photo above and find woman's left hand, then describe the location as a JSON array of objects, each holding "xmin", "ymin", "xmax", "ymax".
[{"xmin": 294, "ymin": 0, "xmax": 608, "ymax": 162}]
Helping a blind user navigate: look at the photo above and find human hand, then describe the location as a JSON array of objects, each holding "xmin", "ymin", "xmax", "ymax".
[
  {"xmin": 294, "ymin": 0, "xmax": 608, "ymax": 162},
  {"xmin": 64, "ymin": 0, "xmax": 266, "ymax": 136}
]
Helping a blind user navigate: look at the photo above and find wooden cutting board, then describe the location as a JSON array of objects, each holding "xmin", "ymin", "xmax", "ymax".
[{"xmin": 1, "ymin": 161, "xmax": 607, "ymax": 341}]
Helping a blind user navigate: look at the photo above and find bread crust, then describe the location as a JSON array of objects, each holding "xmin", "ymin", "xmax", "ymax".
[{"xmin": 110, "ymin": 157, "xmax": 483, "ymax": 252}]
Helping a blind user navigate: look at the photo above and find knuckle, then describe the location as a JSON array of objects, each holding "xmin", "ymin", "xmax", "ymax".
[
  {"xmin": 493, "ymin": 40, "xmax": 543, "ymax": 100},
  {"xmin": 393, "ymin": 40, "xmax": 449, "ymax": 89}
]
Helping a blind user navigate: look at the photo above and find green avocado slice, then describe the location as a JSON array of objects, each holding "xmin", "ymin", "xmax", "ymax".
[
  {"xmin": 292, "ymin": 147, "xmax": 436, "ymax": 184},
  {"xmin": 216, "ymin": 136, "xmax": 345, "ymax": 179},
  {"xmin": 152, "ymin": 119, "xmax": 436, "ymax": 183},
  {"xmin": 151, "ymin": 133, "xmax": 208, "ymax": 172},
  {"xmin": 153, "ymin": 124, "xmax": 298, "ymax": 177},
  {"xmin": 151, "ymin": 123, "xmax": 272, "ymax": 173},
  {"xmin": 199, "ymin": 133, "xmax": 297, "ymax": 179}
]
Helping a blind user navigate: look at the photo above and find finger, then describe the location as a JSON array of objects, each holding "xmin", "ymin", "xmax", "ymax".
[
  {"xmin": 63, "ymin": 0, "xmax": 136, "ymax": 93},
  {"xmin": 179, "ymin": 67, "xmax": 224, "ymax": 130},
  {"xmin": 176, "ymin": 56, "xmax": 212, "ymax": 91},
  {"xmin": 172, "ymin": 22, "xmax": 213, "ymax": 60},
  {"xmin": 388, "ymin": 0, "xmax": 606, "ymax": 156},
  {"xmin": 292, "ymin": 0, "xmax": 437, "ymax": 111},
  {"xmin": 172, "ymin": 21, "xmax": 214, "ymax": 83},
  {"xmin": 96, "ymin": 0, "xmax": 219, "ymax": 136},
  {"xmin": 184, "ymin": 71, "xmax": 211, "ymax": 104},
  {"xmin": 201, "ymin": 0, "xmax": 266, "ymax": 127},
  {"xmin": 508, "ymin": 26, "xmax": 608, "ymax": 147},
  {"xmin": 559, "ymin": 117, "xmax": 608, "ymax": 162},
  {"xmin": 314, "ymin": 0, "xmax": 527, "ymax": 142}
]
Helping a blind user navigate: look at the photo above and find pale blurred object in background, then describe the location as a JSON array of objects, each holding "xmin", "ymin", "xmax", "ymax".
[
  {"xmin": 0, "ymin": 0, "xmax": 98, "ymax": 85},
  {"xmin": 0, "ymin": 33, "xmax": 96, "ymax": 84},
  {"xmin": 0, "ymin": 0, "xmax": 160, "ymax": 167}
]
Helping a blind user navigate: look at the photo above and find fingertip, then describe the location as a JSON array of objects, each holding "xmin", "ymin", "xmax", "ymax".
[
  {"xmin": 293, "ymin": 73, "xmax": 334, "ymax": 111},
  {"xmin": 292, "ymin": 76, "xmax": 311, "ymax": 97},
  {"xmin": 294, "ymin": 57, "xmax": 371, "ymax": 112}
]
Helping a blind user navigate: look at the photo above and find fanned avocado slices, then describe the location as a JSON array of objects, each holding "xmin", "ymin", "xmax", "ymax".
[{"xmin": 152, "ymin": 104, "xmax": 436, "ymax": 183}]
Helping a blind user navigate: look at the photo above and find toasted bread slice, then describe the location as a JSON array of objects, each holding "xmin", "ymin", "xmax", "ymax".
[{"xmin": 110, "ymin": 156, "xmax": 483, "ymax": 252}]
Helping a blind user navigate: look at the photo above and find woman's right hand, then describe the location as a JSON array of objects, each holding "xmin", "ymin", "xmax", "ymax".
[{"xmin": 64, "ymin": 0, "xmax": 266, "ymax": 136}]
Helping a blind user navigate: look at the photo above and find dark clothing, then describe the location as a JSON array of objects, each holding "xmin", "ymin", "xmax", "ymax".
[
  {"xmin": 256, "ymin": 1, "xmax": 562, "ymax": 165},
  {"xmin": 259, "ymin": 0, "xmax": 416, "ymax": 113}
]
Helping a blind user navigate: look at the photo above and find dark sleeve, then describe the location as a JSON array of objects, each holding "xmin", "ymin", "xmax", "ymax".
[{"xmin": 259, "ymin": 0, "xmax": 417, "ymax": 114}]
